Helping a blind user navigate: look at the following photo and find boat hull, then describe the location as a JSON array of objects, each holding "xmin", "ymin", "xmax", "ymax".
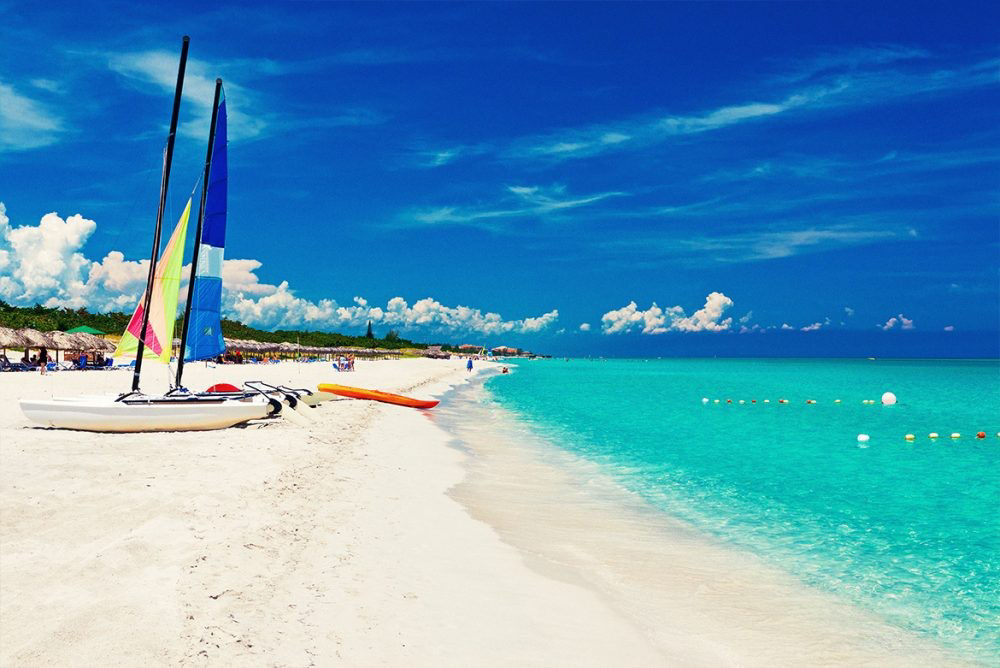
[
  {"xmin": 317, "ymin": 383, "xmax": 439, "ymax": 409},
  {"xmin": 19, "ymin": 396, "xmax": 270, "ymax": 432}
]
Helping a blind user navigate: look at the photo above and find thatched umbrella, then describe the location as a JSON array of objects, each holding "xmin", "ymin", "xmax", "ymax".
[
  {"xmin": 0, "ymin": 326, "xmax": 26, "ymax": 354},
  {"xmin": 19, "ymin": 328, "xmax": 55, "ymax": 349},
  {"xmin": 75, "ymin": 332, "xmax": 110, "ymax": 351}
]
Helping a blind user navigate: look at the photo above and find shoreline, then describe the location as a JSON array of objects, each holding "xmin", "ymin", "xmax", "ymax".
[
  {"xmin": 0, "ymin": 358, "xmax": 975, "ymax": 666},
  {"xmin": 438, "ymin": 373, "xmax": 974, "ymax": 666}
]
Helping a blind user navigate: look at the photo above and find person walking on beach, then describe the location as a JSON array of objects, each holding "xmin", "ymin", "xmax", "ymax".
[{"xmin": 467, "ymin": 358, "xmax": 473, "ymax": 372}]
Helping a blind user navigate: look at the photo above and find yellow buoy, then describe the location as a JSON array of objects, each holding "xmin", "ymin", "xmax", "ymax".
[
  {"xmin": 834, "ymin": 399, "xmax": 842, "ymax": 403},
  {"xmin": 904, "ymin": 434, "xmax": 915, "ymax": 441}
]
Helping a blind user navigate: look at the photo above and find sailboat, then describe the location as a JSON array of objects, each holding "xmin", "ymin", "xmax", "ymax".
[{"xmin": 19, "ymin": 37, "xmax": 276, "ymax": 432}]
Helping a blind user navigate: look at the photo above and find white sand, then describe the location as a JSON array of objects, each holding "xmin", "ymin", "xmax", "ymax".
[
  {"xmin": 1, "ymin": 359, "xmax": 662, "ymax": 667},
  {"xmin": 0, "ymin": 359, "xmax": 969, "ymax": 666}
]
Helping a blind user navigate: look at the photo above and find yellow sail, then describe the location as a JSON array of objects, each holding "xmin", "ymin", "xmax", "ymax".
[{"xmin": 114, "ymin": 199, "xmax": 191, "ymax": 362}]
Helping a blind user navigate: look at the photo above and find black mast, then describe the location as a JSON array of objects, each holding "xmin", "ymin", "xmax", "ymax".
[
  {"xmin": 175, "ymin": 78, "xmax": 223, "ymax": 389},
  {"xmin": 132, "ymin": 36, "xmax": 189, "ymax": 392}
]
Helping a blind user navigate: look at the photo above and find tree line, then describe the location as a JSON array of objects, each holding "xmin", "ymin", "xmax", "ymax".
[{"xmin": 0, "ymin": 301, "xmax": 466, "ymax": 352}]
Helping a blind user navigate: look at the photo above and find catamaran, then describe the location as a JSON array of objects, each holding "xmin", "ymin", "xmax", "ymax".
[{"xmin": 19, "ymin": 37, "xmax": 289, "ymax": 432}]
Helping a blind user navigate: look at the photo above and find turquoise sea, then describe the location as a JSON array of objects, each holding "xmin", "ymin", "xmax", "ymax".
[{"xmin": 482, "ymin": 358, "xmax": 1000, "ymax": 663}]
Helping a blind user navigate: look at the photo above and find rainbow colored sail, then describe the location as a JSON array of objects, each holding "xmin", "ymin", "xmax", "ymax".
[{"xmin": 114, "ymin": 198, "xmax": 191, "ymax": 362}]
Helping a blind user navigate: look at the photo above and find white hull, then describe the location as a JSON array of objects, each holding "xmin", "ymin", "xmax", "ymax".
[{"xmin": 19, "ymin": 395, "xmax": 271, "ymax": 432}]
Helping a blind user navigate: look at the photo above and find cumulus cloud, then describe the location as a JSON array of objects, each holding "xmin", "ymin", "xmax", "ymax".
[
  {"xmin": 0, "ymin": 203, "xmax": 559, "ymax": 336},
  {"xmin": 943, "ymin": 325, "xmax": 955, "ymax": 331},
  {"xmin": 800, "ymin": 322, "xmax": 823, "ymax": 331},
  {"xmin": 579, "ymin": 322, "xmax": 591, "ymax": 331},
  {"xmin": 601, "ymin": 291, "xmax": 734, "ymax": 335},
  {"xmin": 881, "ymin": 313, "xmax": 915, "ymax": 330},
  {"xmin": 844, "ymin": 306, "xmax": 855, "ymax": 317},
  {"xmin": 0, "ymin": 204, "xmax": 96, "ymax": 307}
]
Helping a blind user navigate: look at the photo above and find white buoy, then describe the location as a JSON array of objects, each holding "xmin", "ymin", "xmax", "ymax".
[
  {"xmin": 739, "ymin": 399, "xmax": 745, "ymax": 404},
  {"xmin": 763, "ymin": 399, "xmax": 770, "ymax": 403},
  {"xmin": 857, "ymin": 434, "xmax": 870, "ymax": 443},
  {"xmin": 702, "ymin": 397, "xmax": 709, "ymax": 404},
  {"xmin": 834, "ymin": 399, "xmax": 842, "ymax": 403},
  {"xmin": 714, "ymin": 399, "xmax": 720, "ymax": 404},
  {"xmin": 951, "ymin": 432, "xmax": 961, "ymax": 439},
  {"xmin": 881, "ymin": 391, "xmax": 897, "ymax": 406},
  {"xmin": 929, "ymin": 432, "xmax": 939, "ymax": 439},
  {"xmin": 904, "ymin": 434, "xmax": 915, "ymax": 441}
]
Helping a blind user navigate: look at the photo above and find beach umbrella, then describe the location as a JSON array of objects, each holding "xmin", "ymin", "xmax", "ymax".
[
  {"xmin": 0, "ymin": 326, "xmax": 26, "ymax": 352},
  {"xmin": 19, "ymin": 328, "xmax": 56, "ymax": 348},
  {"xmin": 75, "ymin": 332, "xmax": 108, "ymax": 351},
  {"xmin": 65, "ymin": 325, "xmax": 106, "ymax": 336}
]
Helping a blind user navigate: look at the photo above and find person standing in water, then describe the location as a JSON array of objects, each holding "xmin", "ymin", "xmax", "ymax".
[{"xmin": 466, "ymin": 358, "xmax": 473, "ymax": 372}]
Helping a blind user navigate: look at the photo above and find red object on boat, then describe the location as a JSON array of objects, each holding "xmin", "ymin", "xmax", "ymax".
[
  {"xmin": 317, "ymin": 383, "xmax": 439, "ymax": 409},
  {"xmin": 206, "ymin": 383, "xmax": 241, "ymax": 393}
]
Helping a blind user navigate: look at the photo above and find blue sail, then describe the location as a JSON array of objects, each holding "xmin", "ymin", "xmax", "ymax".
[{"xmin": 184, "ymin": 99, "xmax": 227, "ymax": 362}]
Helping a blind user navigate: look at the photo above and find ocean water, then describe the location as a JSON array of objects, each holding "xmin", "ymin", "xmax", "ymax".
[{"xmin": 482, "ymin": 358, "xmax": 1000, "ymax": 663}]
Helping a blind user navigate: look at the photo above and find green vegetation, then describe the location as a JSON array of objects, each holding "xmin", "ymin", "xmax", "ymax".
[{"xmin": 0, "ymin": 301, "xmax": 473, "ymax": 352}]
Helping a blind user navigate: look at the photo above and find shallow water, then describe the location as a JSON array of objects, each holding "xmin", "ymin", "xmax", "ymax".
[{"xmin": 476, "ymin": 358, "xmax": 1000, "ymax": 664}]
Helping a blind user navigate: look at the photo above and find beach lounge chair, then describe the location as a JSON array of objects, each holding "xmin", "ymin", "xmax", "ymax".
[{"xmin": 1, "ymin": 354, "xmax": 31, "ymax": 372}]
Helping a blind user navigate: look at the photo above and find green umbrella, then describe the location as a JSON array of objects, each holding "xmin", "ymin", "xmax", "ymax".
[{"xmin": 65, "ymin": 325, "xmax": 106, "ymax": 335}]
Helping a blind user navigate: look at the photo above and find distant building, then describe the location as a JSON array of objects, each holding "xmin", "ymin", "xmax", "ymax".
[
  {"xmin": 457, "ymin": 344, "xmax": 480, "ymax": 351},
  {"xmin": 491, "ymin": 346, "xmax": 521, "ymax": 356},
  {"xmin": 423, "ymin": 345, "xmax": 450, "ymax": 359}
]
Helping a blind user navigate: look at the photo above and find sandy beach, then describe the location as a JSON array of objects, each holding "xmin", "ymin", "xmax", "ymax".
[{"xmin": 0, "ymin": 358, "xmax": 970, "ymax": 666}]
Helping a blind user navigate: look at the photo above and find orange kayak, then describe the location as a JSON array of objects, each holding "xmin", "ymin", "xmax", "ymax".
[{"xmin": 317, "ymin": 383, "xmax": 440, "ymax": 409}]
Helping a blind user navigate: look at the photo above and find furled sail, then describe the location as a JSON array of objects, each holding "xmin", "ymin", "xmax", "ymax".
[
  {"xmin": 114, "ymin": 198, "xmax": 192, "ymax": 362},
  {"xmin": 183, "ymin": 99, "xmax": 227, "ymax": 362}
]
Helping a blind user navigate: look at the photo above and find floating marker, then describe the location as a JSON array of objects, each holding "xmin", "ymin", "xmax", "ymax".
[
  {"xmin": 739, "ymin": 399, "xmax": 745, "ymax": 404},
  {"xmin": 951, "ymin": 432, "xmax": 961, "ymax": 439},
  {"xmin": 714, "ymin": 399, "xmax": 720, "ymax": 404},
  {"xmin": 834, "ymin": 399, "xmax": 842, "ymax": 403},
  {"xmin": 881, "ymin": 391, "xmax": 897, "ymax": 406},
  {"xmin": 763, "ymin": 399, "xmax": 770, "ymax": 403},
  {"xmin": 806, "ymin": 399, "xmax": 816, "ymax": 404},
  {"xmin": 904, "ymin": 434, "xmax": 915, "ymax": 441},
  {"xmin": 702, "ymin": 397, "xmax": 709, "ymax": 404},
  {"xmin": 929, "ymin": 432, "xmax": 939, "ymax": 439},
  {"xmin": 976, "ymin": 431, "xmax": 986, "ymax": 439},
  {"xmin": 857, "ymin": 434, "xmax": 870, "ymax": 443}
]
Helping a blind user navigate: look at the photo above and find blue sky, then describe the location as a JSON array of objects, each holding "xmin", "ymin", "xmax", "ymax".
[{"xmin": 1, "ymin": 1, "xmax": 997, "ymax": 356}]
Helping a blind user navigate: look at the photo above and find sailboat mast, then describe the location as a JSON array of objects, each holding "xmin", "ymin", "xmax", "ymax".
[
  {"xmin": 132, "ymin": 36, "xmax": 189, "ymax": 392},
  {"xmin": 175, "ymin": 78, "xmax": 223, "ymax": 389}
]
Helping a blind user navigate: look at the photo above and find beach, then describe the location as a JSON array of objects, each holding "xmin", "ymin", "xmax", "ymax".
[{"xmin": 0, "ymin": 358, "xmax": 977, "ymax": 666}]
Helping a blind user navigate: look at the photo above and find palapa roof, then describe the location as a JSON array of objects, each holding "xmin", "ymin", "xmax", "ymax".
[
  {"xmin": 0, "ymin": 326, "xmax": 26, "ymax": 348},
  {"xmin": 19, "ymin": 328, "xmax": 56, "ymax": 348}
]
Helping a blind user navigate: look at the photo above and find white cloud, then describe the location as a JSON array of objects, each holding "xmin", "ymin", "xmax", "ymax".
[
  {"xmin": 880, "ymin": 313, "xmax": 915, "ymax": 330},
  {"xmin": 943, "ymin": 325, "xmax": 955, "ymax": 331},
  {"xmin": 800, "ymin": 322, "xmax": 823, "ymax": 331},
  {"xmin": 601, "ymin": 292, "xmax": 734, "ymax": 335},
  {"xmin": 844, "ymin": 306, "xmax": 855, "ymax": 317},
  {"xmin": 579, "ymin": 322, "xmax": 591, "ymax": 331},
  {"xmin": 410, "ymin": 184, "xmax": 625, "ymax": 229},
  {"xmin": 0, "ymin": 81, "xmax": 64, "ymax": 152},
  {"xmin": 107, "ymin": 50, "xmax": 267, "ymax": 141},
  {"xmin": 0, "ymin": 203, "xmax": 558, "ymax": 336},
  {"xmin": 780, "ymin": 323, "xmax": 794, "ymax": 330},
  {"xmin": 0, "ymin": 205, "xmax": 96, "ymax": 306}
]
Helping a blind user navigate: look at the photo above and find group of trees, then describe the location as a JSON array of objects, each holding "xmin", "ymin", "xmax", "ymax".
[
  {"xmin": 0, "ymin": 301, "xmax": 130, "ymax": 334},
  {"xmin": 0, "ymin": 301, "xmax": 464, "ymax": 352}
]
